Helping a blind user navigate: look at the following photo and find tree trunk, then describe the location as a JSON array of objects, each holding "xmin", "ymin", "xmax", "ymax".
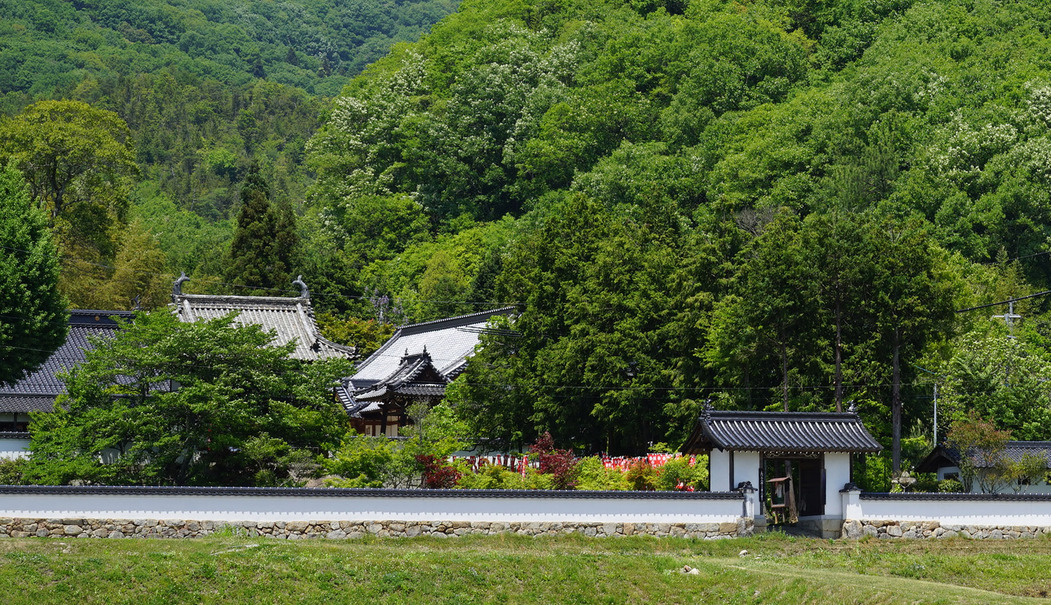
[
  {"xmin": 780, "ymin": 340, "xmax": 789, "ymax": 412},
  {"xmin": 834, "ymin": 299, "xmax": 843, "ymax": 412},
  {"xmin": 892, "ymin": 326, "xmax": 902, "ymax": 474}
]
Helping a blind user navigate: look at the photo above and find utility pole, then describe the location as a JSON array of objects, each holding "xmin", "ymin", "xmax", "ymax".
[
  {"xmin": 991, "ymin": 300, "xmax": 1022, "ymax": 337},
  {"xmin": 933, "ymin": 383, "xmax": 938, "ymax": 445},
  {"xmin": 912, "ymin": 363, "xmax": 943, "ymax": 445}
]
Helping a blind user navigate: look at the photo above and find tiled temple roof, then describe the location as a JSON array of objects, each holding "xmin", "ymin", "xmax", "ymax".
[
  {"xmin": 0, "ymin": 310, "xmax": 133, "ymax": 413},
  {"xmin": 682, "ymin": 407, "xmax": 883, "ymax": 454},
  {"xmin": 339, "ymin": 307, "xmax": 514, "ymax": 415},
  {"xmin": 171, "ymin": 275, "xmax": 354, "ymax": 361}
]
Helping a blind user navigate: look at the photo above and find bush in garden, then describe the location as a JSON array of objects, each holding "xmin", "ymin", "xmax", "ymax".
[
  {"xmin": 574, "ymin": 456, "xmax": 631, "ymax": 490},
  {"xmin": 938, "ymin": 478, "xmax": 964, "ymax": 493},
  {"xmin": 655, "ymin": 456, "xmax": 708, "ymax": 491},
  {"xmin": 625, "ymin": 459, "xmax": 659, "ymax": 491},
  {"xmin": 0, "ymin": 457, "xmax": 27, "ymax": 485},
  {"xmin": 417, "ymin": 454, "xmax": 460, "ymax": 489},
  {"xmin": 323, "ymin": 435, "xmax": 409, "ymax": 488},
  {"xmin": 529, "ymin": 432, "xmax": 578, "ymax": 489},
  {"xmin": 455, "ymin": 460, "xmax": 553, "ymax": 490},
  {"xmin": 908, "ymin": 472, "xmax": 940, "ymax": 493}
]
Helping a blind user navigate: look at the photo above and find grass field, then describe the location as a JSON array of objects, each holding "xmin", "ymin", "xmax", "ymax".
[{"xmin": 1, "ymin": 532, "xmax": 1049, "ymax": 604}]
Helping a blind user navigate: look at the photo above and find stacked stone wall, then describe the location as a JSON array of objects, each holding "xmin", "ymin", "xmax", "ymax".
[
  {"xmin": 0, "ymin": 517, "xmax": 753, "ymax": 540},
  {"xmin": 842, "ymin": 519, "xmax": 1051, "ymax": 539}
]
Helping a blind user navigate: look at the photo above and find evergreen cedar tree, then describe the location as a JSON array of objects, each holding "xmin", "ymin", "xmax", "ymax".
[
  {"xmin": 25, "ymin": 312, "xmax": 350, "ymax": 487},
  {"xmin": 0, "ymin": 164, "xmax": 67, "ymax": 387},
  {"xmin": 225, "ymin": 163, "xmax": 299, "ymax": 294}
]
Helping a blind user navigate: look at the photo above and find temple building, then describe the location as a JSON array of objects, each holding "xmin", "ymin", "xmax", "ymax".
[
  {"xmin": 336, "ymin": 307, "xmax": 514, "ymax": 437},
  {"xmin": 170, "ymin": 274, "xmax": 355, "ymax": 361},
  {"xmin": 682, "ymin": 404, "xmax": 882, "ymax": 537},
  {"xmin": 0, "ymin": 310, "xmax": 133, "ymax": 458}
]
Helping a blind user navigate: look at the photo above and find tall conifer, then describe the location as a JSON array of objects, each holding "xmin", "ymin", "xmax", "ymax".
[
  {"xmin": 0, "ymin": 163, "xmax": 67, "ymax": 386},
  {"xmin": 225, "ymin": 164, "xmax": 298, "ymax": 294}
]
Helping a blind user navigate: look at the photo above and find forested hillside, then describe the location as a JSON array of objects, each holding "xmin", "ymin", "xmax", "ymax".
[
  {"xmin": 306, "ymin": 0, "xmax": 1051, "ymax": 466},
  {"xmin": 0, "ymin": 0, "xmax": 458, "ymax": 305},
  {"xmin": 5, "ymin": 0, "xmax": 1051, "ymax": 470}
]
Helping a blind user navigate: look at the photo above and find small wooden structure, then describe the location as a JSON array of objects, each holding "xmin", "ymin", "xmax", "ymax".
[
  {"xmin": 681, "ymin": 404, "xmax": 881, "ymax": 537},
  {"xmin": 917, "ymin": 442, "xmax": 1051, "ymax": 494}
]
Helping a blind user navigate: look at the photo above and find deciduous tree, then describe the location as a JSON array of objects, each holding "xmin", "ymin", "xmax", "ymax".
[{"xmin": 25, "ymin": 311, "xmax": 350, "ymax": 486}]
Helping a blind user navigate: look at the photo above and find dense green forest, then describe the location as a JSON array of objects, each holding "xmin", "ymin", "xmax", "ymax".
[
  {"xmin": 0, "ymin": 0, "xmax": 458, "ymax": 304},
  {"xmin": 5, "ymin": 0, "xmax": 1051, "ymax": 472},
  {"xmin": 305, "ymin": 0, "xmax": 1051, "ymax": 466}
]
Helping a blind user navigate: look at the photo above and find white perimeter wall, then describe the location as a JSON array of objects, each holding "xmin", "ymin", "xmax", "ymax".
[
  {"xmin": 0, "ymin": 438, "xmax": 29, "ymax": 460},
  {"xmin": 0, "ymin": 488, "xmax": 748, "ymax": 524},
  {"xmin": 846, "ymin": 492, "xmax": 1051, "ymax": 526}
]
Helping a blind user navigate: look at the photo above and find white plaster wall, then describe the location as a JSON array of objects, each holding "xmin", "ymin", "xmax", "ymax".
[
  {"xmin": 732, "ymin": 451, "xmax": 760, "ymax": 492},
  {"xmin": 854, "ymin": 496, "xmax": 1051, "ymax": 526},
  {"xmin": 710, "ymin": 449, "xmax": 731, "ymax": 492},
  {"xmin": 0, "ymin": 438, "xmax": 30, "ymax": 460},
  {"xmin": 0, "ymin": 491, "xmax": 746, "ymax": 524},
  {"xmin": 824, "ymin": 452, "xmax": 851, "ymax": 517}
]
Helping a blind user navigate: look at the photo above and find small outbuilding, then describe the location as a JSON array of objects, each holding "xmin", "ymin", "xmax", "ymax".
[
  {"xmin": 681, "ymin": 404, "xmax": 881, "ymax": 537},
  {"xmin": 916, "ymin": 441, "xmax": 1051, "ymax": 494}
]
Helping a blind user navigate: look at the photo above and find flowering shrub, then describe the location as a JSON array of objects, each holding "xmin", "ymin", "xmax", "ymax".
[
  {"xmin": 529, "ymin": 432, "xmax": 579, "ymax": 490},
  {"xmin": 416, "ymin": 454, "xmax": 461, "ymax": 489},
  {"xmin": 624, "ymin": 460, "xmax": 659, "ymax": 491}
]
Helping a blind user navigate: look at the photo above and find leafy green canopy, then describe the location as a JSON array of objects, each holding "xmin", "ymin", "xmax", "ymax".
[
  {"xmin": 0, "ymin": 0, "xmax": 459, "ymax": 99},
  {"xmin": 0, "ymin": 163, "xmax": 67, "ymax": 386},
  {"xmin": 25, "ymin": 311, "xmax": 351, "ymax": 486},
  {"xmin": 302, "ymin": 0, "xmax": 1051, "ymax": 463}
]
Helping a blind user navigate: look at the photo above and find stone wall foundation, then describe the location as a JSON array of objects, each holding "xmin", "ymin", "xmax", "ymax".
[
  {"xmin": 0, "ymin": 517, "xmax": 754, "ymax": 540},
  {"xmin": 842, "ymin": 519, "xmax": 1051, "ymax": 539}
]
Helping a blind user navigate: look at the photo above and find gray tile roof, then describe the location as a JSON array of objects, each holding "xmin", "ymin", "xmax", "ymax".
[
  {"xmin": 348, "ymin": 307, "xmax": 514, "ymax": 389},
  {"xmin": 171, "ymin": 292, "xmax": 355, "ymax": 361},
  {"xmin": 681, "ymin": 408, "xmax": 883, "ymax": 454},
  {"xmin": 339, "ymin": 308, "xmax": 514, "ymax": 416},
  {"xmin": 0, "ymin": 310, "xmax": 132, "ymax": 413},
  {"xmin": 918, "ymin": 442, "xmax": 1051, "ymax": 471}
]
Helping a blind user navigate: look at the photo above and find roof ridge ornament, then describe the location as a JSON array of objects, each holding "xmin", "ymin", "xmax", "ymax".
[
  {"xmin": 701, "ymin": 398, "xmax": 714, "ymax": 421},
  {"xmin": 292, "ymin": 275, "xmax": 310, "ymax": 299},
  {"xmin": 847, "ymin": 400, "xmax": 858, "ymax": 415},
  {"xmin": 173, "ymin": 272, "xmax": 190, "ymax": 297}
]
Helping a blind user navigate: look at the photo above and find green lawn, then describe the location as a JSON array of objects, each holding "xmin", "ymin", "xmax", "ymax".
[{"xmin": 0, "ymin": 533, "xmax": 1048, "ymax": 604}]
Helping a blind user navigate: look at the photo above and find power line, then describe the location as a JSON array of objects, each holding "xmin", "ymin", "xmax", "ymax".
[{"xmin": 956, "ymin": 290, "xmax": 1051, "ymax": 313}]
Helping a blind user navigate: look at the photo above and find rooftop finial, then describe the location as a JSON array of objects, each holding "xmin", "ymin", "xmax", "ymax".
[
  {"xmin": 847, "ymin": 400, "xmax": 858, "ymax": 415},
  {"xmin": 173, "ymin": 272, "xmax": 190, "ymax": 297},
  {"xmin": 293, "ymin": 275, "xmax": 310, "ymax": 299},
  {"xmin": 701, "ymin": 398, "xmax": 714, "ymax": 420}
]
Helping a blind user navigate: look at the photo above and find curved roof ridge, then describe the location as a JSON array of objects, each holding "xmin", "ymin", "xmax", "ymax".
[
  {"xmin": 69, "ymin": 309, "xmax": 136, "ymax": 317},
  {"xmin": 173, "ymin": 293, "xmax": 307, "ymax": 305},
  {"xmin": 395, "ymin": 306, "xmax": 516, "ymax": 333}
]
